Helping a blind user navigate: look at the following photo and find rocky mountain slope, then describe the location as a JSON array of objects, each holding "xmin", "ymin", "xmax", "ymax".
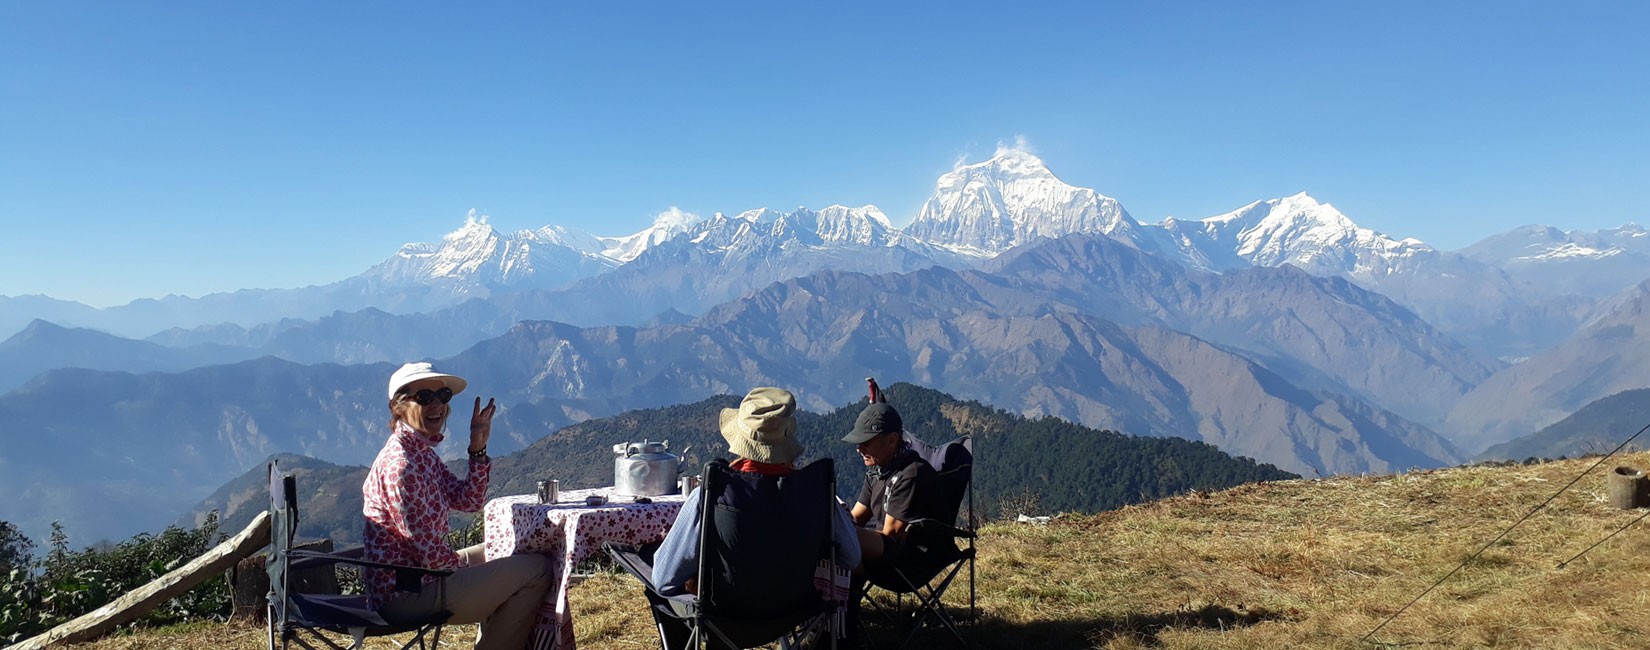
[
  {"xmin": 1479, "ymin": 388, "xmax": 1650, "ymax": 461},
  {"xmin": 0, "ymin": 320, "xmax": 255, "ymax": 393},
  {"xmin": 2, "ymin": 253, "xmax": 1473, "ymax": 544},
  {"xmin": 1447, "ymin": 280, "xmax": 1650, "ymax": 452}
]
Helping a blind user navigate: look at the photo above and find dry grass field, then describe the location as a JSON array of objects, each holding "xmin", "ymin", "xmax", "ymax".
[{"xmin": 64, "ymin": 451, "xmax": 1650, "ymax": 649}]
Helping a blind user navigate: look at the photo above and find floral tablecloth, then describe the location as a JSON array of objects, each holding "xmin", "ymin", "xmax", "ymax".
[{"xmin": 483, "ymin": 486, "xmax": 687, "ymax": 650}]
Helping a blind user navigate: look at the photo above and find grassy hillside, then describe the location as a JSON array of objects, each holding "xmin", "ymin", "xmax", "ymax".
[{"xmin": 74, "ymin": 451, "xmax": 1650, "ymax": 649}]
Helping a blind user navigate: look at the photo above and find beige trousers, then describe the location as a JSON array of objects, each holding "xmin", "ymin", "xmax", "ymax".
[{"xmin": 379, "ymin": 544, "xmax": 555, "ymax": 650}]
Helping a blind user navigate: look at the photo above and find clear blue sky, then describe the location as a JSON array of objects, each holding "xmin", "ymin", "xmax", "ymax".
[{"xmin": 2, "ymin": 1, "xmax": 1646, "ymax": 307}]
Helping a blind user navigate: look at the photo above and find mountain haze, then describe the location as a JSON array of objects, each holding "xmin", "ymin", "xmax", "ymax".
[
  {"xmin": 1447, "ymin": 280, "xmax": 1650, "ymax": 452},
  {"xmin": 1479, "ymin": 388, "xmax": 1650, "ymax": 462},
  {"xmin": 0, "ymin": 320, "xmax": 256, "ymax": 393}
]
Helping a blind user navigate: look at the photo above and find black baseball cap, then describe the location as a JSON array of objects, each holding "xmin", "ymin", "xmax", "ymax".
[{"xmin": 843, "ymin": 402, "xmax": 903, "ymax": 444}]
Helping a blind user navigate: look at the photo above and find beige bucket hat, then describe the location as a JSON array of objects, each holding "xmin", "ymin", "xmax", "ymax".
[{"xmin": 718, "ymin": 387, "xmax": 803, "ymax": 465}]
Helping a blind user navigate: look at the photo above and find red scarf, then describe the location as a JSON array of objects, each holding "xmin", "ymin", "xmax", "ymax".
[{"xmin": 730, "ymin": 458, "xmax": 793, "ymax": 476}]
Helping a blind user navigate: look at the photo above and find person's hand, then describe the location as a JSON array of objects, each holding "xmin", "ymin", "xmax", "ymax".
[{"xmin": 469, "ymin": 396, "xmax": 496, "ymax": 455}]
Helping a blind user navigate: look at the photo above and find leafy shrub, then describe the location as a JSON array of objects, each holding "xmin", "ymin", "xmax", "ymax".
[
  {"xmin": 0, "ymin": 514, "xmax": 231, "ymax": 644},
  {"xmin": 0, "ymin": 522, "xmax": 33, "ymax": 573}
]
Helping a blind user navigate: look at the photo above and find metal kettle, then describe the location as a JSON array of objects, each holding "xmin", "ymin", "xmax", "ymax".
[{"xmin": 613, "ymin": 440, "xmax": 690, "ymax": 496}]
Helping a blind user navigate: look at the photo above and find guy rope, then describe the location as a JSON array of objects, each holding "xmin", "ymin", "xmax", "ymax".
[{"xmin": 1361, "ymin": 420, "xmax": 1650, "ymax": 644}]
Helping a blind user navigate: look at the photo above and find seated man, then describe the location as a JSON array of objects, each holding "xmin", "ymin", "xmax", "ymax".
[
  {"xmin": 841, "ymin": 394, "xmax": 952, "ymax": 586},
  {"xmin": 649, "ymin": 386, "xmax": 862, "ymax": 648}
]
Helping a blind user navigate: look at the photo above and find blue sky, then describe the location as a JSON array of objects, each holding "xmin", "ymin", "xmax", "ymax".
[{"xmin": 2, "ymin": 1, "xmax": 1646, "ymax": 307}]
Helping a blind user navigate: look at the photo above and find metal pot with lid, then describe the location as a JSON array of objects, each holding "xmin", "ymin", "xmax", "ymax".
[{"xmin": 613, "ymin": 439, "xmax": 690, "ymax": 497}]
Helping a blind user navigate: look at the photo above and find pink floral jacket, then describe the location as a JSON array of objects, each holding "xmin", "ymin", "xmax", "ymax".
[{"xmin": 361, "ymin": 420, "xmax": 490, "ymax": 607}]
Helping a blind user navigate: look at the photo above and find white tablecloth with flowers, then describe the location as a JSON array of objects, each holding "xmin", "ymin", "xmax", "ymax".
[{"xmin": 483, "ymin": 486, "xmax": 687, "ymax": 650}]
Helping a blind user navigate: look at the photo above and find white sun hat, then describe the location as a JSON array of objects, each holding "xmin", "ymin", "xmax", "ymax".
[{"xmin": 386, "ymin": 362, "xmax": 468, "ymax": 400}]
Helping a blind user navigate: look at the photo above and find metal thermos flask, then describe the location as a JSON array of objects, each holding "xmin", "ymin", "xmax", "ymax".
[{"xmin": 537, "ymin": 479, "xmax": 559, "ymax": 504}]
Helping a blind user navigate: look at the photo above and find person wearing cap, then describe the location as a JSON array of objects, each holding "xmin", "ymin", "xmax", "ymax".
[
  {"xmin": 362, "ymin": 361, "xmax": 554, "ymax": 650},
  {"xmin": 651, "ymin": 387, "xmax": 862, "ymax": 598},
  {"xmin": 842, "ymin": 394, "xmax": 945, "ymax": 575}
]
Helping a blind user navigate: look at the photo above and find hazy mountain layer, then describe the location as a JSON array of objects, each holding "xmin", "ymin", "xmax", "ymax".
[
  {"xmin": 0, "ymin": 254, "xmax": 1471, "ymax": 543},
  {"xmin": 1479, "ymin": 388, "xmax": 1650, "ymax": 462},
  {"xmin": 1447, "ymin": 280, "xmax": 1650, "ymax": 452},
  {"xmin": 0, "ymin": 320, "xmax": 256, "ymax": 393}
]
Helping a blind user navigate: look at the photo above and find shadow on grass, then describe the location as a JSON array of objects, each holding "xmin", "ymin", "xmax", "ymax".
[{"xmin": 863, "ymin": 603, "xmax": 1289, "ymax": 649}]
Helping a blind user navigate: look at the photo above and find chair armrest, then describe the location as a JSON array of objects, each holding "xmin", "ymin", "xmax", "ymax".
[
  {"xmin": 603, "ymin": 543, "xmax": 699, "ymax": 620},
  {"xmin": 289, "ymin": 548, "xmax": 455, "ymax": 578},
  {"xmin": 603, "ymin": 543, "xmax": 659, "ymax": 589},
  {"xmin": 905, "ymin": 518, "xmax": 976, "ymax": 540},
  {"xmin": 332, "ymin": 545, "xmax": 366, "ymax": 559}
]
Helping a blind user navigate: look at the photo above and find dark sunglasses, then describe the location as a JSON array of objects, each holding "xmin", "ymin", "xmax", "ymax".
[{"xmin": 403, "ymin": 387, "xmax": 454, "ymax": 406}]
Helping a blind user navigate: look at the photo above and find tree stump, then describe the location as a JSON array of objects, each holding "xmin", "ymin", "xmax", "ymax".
[
  {"xmin": 1607, "ymin": 466, "xmax": 1648, "ymax": 509},
  {"xmin": 229, "ymin": 538, "xmax": 341, "ymax": 622}
]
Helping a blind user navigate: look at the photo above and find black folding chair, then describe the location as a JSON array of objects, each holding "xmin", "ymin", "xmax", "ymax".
[
  {"xmin": 266, "ymin": 459, "xmax": 452, "ymax": 650},
  {"xmin": 607, "ymin": 458, "xmax": 843, "ymax": 649},
  {"xmin": 860, "ymin": 436, "xmax": 976, "ymax": 649}
]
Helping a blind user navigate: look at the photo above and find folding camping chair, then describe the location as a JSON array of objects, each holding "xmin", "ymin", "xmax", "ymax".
[
  {"xmin": 858, "ymin": 436, "xmax": 976, "ymax": 649},
  {"xmin": 606, "ymin": 458, "xmax": 844, "ymax": 649},
  {"xmin": 266, "ymin": 459, "xmax": 452, "ymax": 650}
]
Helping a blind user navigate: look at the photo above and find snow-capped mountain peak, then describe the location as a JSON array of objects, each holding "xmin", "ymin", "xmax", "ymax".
[
  {"xmin": 906, "ymin": 148, "xmax": 1138, "ymax": 257},
  {"xmin": 810, "ymin": 205, "xmax": 896, "ymax": 246},
  {"xmin": 597, "ymin": 207, "xmax": 706, "ymax": 263},
  {"xmin": 1462, "ymin": 221, "xmax": 1650, "ymax": 268},
  {"xmin": 1162, "ymin": 193, "xmax": 1436, "ymax": 277},
  {"xmin": 364, "ymin": 210, "xmax": 617, "ymax": 293}
]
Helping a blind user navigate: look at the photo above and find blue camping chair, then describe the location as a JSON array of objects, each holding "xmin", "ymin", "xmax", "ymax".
[
  {"xmin": 859, "ymin": 436, "xmax": 976, "ymax": 649},
  {"xmin": 607, "ymin": 458, "xmax": 843, "ymax": 649}
]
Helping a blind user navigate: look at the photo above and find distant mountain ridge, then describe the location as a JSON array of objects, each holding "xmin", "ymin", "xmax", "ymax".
[
  {"xmin": 0, "ymin": 320, "xmax": 256, "ymax": 393},
  {"xmin": 0, "ymin": 241, "xmax": 1474, "ymax": 544},
  {"xmin": 9, "ymin": 150, "xmax": 1643, "ymax": 361},
  {"xmin": 1447, "ymin": 279, "xmax": 1650, "ymax": 451},
  {"xmin": 6, "ymin": 149, "xmax": 1648, "ymax": 548},
  {"xmin": 1479, "ymin": 388, "xmax": 1650, "ymax": 462}
]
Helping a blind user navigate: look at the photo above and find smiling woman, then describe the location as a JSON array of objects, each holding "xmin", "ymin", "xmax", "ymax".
[{"xmin": 361, "ymin": 361, "xmax": 558, "ymax": 650}]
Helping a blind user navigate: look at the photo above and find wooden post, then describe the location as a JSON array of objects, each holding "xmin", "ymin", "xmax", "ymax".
[
  {"xmin": 1608, "ymin": 466, "xmax": 1648, "ymax": 509},
  {"xmin": 229, "ymin": 539, "xmax": 340, "ymax": 622},
  {"xmin": 12, "ymin": 511, "xmax": 270, "ymax": 649}
]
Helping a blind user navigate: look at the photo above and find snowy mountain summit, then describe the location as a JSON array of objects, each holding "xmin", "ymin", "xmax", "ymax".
[
  {"xmin": 370, "ymin": 155, "xmax": 1447, "ymax": 297},
  {"xmin": 362, "ymin": 211, "xmax": 616, "ymax": 295},
  {"xmin": 1162, "ymin": 192, "xmax": 1435, "ymax": 278},
  {"xmin": 905, "ymin": 148, "xmax": 1139, "ymax": 257}
]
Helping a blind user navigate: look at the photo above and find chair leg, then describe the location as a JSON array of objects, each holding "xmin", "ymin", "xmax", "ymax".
[
  {"xmin": 900, "ymin": 584, "xmax": 967, "ymax": 649},
  {"xmin": 889, "ymin": 567, "xmax": 969, "ymax": 650},
  {"xmin": 291, "ymin": 629, "xmax": 350, "ymax": 650}
]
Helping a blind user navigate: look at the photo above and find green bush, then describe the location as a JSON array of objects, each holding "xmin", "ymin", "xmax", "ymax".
[{"xmin": 0, "ymin": 514, "xmax": 231, "ymax": 644}]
